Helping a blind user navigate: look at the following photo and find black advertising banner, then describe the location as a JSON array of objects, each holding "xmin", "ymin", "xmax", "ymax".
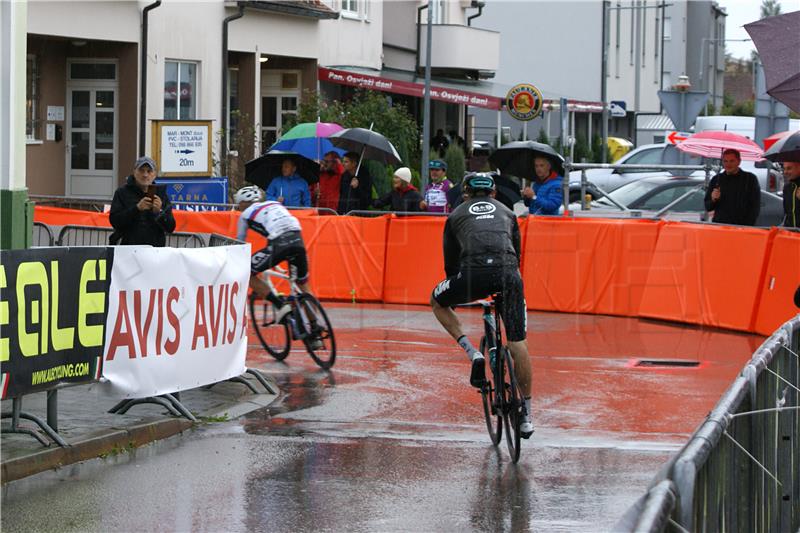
[{"xmin": 0, "ymin": 247, "xmax": 114, "ymax": 398}]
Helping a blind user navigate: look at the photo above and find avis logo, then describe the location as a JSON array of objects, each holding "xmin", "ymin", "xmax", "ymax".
[{"xmin": 469, "ymin": 201, "xmax": 496, "ymax": 216}]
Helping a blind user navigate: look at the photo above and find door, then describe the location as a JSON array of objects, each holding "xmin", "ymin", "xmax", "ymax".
[
  {"xmin": 260, "ymin": 70, "xmax": 301, "ymax": 149},
  {"xmin": 66, "ymin": 61, "xmax": 118, "ymax": 198}
]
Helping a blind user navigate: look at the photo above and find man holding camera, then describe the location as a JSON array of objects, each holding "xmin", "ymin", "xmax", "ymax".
[{"xmin": 109, "ymin": 156, "xmax": 176, "ymax": 246}]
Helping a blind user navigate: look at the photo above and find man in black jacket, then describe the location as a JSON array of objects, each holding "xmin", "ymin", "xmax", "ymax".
[
  {"xmin": 782, "ymin": 161, "xmax": 799, "ymax": 228},
  {"xmin": 337, "ymin": 152, "xmax": 373, "ymax": 214},
  {"xmin": 703, "ymin": 148, "xmax": 761, "ymax": 226},
  {"xmin": 109, "ymin": 157, "xmax": 176, "ymax": 246}
]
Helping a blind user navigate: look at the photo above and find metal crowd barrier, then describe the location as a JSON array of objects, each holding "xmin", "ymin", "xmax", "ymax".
[
  {"xmin": 618, "ymin": 315, "xmax": 800, "ymax": 532},
  {"xmin": 52, "ymin": 225, "xmax": 206, "ymax": 247},
  {"xmin": 32, "ymin": 221, "xmax": 54, "ymax": 247},
  {"xmin": 208, "ymin": 233, "xmax": 245, "ymax": 247}
]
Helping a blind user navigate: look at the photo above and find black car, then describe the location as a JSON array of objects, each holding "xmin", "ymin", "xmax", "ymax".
[{"xmin": 571, "ymin": 176, "xmax": 784, "ymax": 227}]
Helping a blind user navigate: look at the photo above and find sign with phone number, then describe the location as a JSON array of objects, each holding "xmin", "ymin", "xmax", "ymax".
[{"xmin": 152, "ymin": 120, "xmax": 212, "ymax": 177}]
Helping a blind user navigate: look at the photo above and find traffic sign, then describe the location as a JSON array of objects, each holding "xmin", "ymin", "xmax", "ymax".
[
  {"xmin": 609, "ymin": 100, "xmax": 627, "ymax": 117},
  {"xmin": 667, "ymin": 131, "xmax": 691, "ymax": 144}
]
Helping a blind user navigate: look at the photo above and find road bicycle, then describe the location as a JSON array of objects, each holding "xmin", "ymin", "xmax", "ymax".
[
  {"xmin": 478, "ymin": 295, "xmax": 524, "ymax": 463},
  {"xmin": 249, "ymin": 266, "xmax": 336, "ymax": 370}
]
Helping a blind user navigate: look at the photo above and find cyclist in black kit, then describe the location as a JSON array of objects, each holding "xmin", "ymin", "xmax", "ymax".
[{"xmin": 430, "ymin": 172, "xmax": 534, "ymax": 437}]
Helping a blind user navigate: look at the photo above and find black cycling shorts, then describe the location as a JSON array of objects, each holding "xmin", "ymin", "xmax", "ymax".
[
  {"xmin": 431, "ymin": 267, "xmax": 527, "ymax": 342},
  {"xmin": 251, "ymin": 231, "xmax": 309, "ymax": 283}
]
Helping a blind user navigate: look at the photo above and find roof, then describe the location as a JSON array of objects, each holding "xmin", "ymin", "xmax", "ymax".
[
  {"xmin": 637, "ymin": 115, "xmax": 676, "ymax": 131},
  {"xmin": 241, "ymin": 0, "xmax": 339, "ymax": 20}
]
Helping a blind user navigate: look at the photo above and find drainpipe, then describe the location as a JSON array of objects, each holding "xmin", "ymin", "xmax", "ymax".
[
  {"xmin": 467, "ymin": 1, "xmax": 484, "ymax": 26},
  {"xmin": 139, "ymin": 0, "xmax": 161, "ymax": 157},
  {"xmin": 415, "ymin": 3, "xmax": 428, "ymax": 74},
  {"xmin": 221, "ymin": 4, "xmax": 245, "ymax": 165}
]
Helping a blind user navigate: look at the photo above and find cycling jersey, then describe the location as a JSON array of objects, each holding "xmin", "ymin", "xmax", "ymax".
[
  {"xmin": 442, "ymin": 196, "xmax": 521, "ymax": 276},
  {"xmin": 237, "ymin": 201, "xmax": 302, "ymax": 241}
]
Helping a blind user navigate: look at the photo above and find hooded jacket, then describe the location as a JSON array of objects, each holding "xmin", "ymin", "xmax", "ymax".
[
  {"xmin": 524, "ymin": 173, "xmax": 563, "ymax": 215},
  {"xmin": 373, "ymin": 184, "xmax": 423, "ymax": 212},
  {"xmin": 265, "ymin": 173, "xmax": 311, "ymax": 207},
  {"xmin": 109, "ymin": 175, "xmax": 176, "ymax": 246},
  {"xmin": 316, "ymin": 160, "xmax": 344, "ymax": 211}
]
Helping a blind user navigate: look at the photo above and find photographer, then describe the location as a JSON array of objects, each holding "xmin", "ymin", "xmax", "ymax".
[{"xmin": 109, "ymin": 157, "xmax": 175, "ymax": 246}]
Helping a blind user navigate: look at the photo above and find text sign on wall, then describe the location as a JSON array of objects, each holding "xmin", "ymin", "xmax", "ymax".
[{"xmin": 152, "ymin": 120, "xmax": 212, "ymax": 177}]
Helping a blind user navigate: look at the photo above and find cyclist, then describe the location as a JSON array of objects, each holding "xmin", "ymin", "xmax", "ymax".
[
  {"xmin": 430, "ymin": 172, "xmax": 534, "ymax": 438},
  {"xmin": 234, "ymin": 185, "xmax": 311, "ymax": 325}
]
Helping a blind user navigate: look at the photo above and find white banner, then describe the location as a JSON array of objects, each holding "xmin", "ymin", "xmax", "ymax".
[{"xmin": 100, "ymin": 244, "xmax": 251, "ymax": 399}]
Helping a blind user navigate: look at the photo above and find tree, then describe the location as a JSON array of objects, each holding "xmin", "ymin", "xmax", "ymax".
[
  {"xmin": 761, "ymin": 0, "xmax": 781, "ymax": 18},
  {"xmin": 216, "ymin": 111, "xmax": 259, "ymax": 200}
]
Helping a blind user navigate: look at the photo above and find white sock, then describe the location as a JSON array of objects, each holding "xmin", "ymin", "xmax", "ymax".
[{"xmin": 524, "ymin": 397, "xmax": 532, "ymax": 420}]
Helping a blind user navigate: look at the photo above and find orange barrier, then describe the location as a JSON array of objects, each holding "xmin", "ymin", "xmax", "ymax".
[
  {"xmin": 383, "ymin": 216, "xmax": 446, "ymax": 305},
  {"xmin": 753, "ymin": 229, "xmax": 800, "ymax": 335},
  {"xmin": 301, "ymin": 216, "xmax": 389, "ymax": 302},
  {"xmin": 32, "ymin": 206, "xmax": 800, "ymax": 335},
  {"xmin": 523, "ymin": 217, "xmax": 662, "ymax": 316},
  {"xmin": 34, "ymin": 206, "xmax": 111, "ymax": 227},
  {"xmin": 639, "ymin": 222, "xmax": 773, "ymax": 332}
]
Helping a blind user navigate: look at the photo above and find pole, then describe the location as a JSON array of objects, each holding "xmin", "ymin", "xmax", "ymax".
[
  {"xmin": 420, "ymin": 3, "xmax": 433, "ymax": 192},
  {"xmin": 634, "ymin": 0, "xmax": 641, "ymax": 115},
  {"xmin": 496, "ymin": 110, "xmax": 502, "ymax": 149},
  {"xmin": 601, "ymin": 0, "xmax": 609, "ymax": 162},
  {"xmin": 523, "ymin": 121, "xmax": 528, "ymax": 141}
]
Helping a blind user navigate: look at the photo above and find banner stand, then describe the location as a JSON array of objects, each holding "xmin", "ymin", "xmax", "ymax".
[
  {"xmin": 206, "ymin": 368, "xmax": 277, "ymax": 396},
  {"xmin": 0, "ymin": 397, "xmax": 68, "ymax": 447},
  {"xmin": 108, "ymin": 394, "xmax": 197, "ymax": 422}
]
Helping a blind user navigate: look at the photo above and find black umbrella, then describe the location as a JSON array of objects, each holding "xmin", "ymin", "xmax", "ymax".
[
  {"xmin": 488, "ymin": 141, "xmax": 566, "ymax": 180},
  {"xmin": 329, "ymin": 127, "xmax": 402, "ymax": 167},
  {"xmin": 764, "ymin": 130, "xmax": 800, "ymax": 163},
  {"xmin": 448, "ymin": 174, "xmax": 521, "ymax": 211},
  {"xmin": 745, "ymin": 10, "xmax": 800, "ymax": 114},
  {"xmin": 244, "ymin": 150, "xmax": 320, "ymax": 190}
]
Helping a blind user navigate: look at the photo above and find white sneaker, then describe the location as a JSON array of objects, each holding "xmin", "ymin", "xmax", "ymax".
[
  {"xmin": 274, "ymin": 304, "xmax": 292, "ymax": 323},
  {"xmin": 520, "ymin": 420, "xmax": 534, "ymax": 439},
  {"xmin": 309, "ymin": 338, "xmax": 324, "ymax": 351}
]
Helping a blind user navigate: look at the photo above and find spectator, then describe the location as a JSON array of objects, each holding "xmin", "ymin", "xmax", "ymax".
[
  {"xmin": 109, "ymin": 156, "xmax": 175, "ymax": 246},
  {"xmin": 421, "ymin": 159, "xmax": 453, "ymax": 213},
  {"xmin": 265, "ymin": 158, "xmax": 311, "ymax": 207},
  {"xmin": 782, "ymin": 161, "xmax": 800, "ymax": 227},
  {"xmin": 373, "ymin": 167, "xmax": 422, "ymax": 212},
  {"xmin": 337, "ymin": 152, "xmax": 373, "ymax": 214},
  {"xmin": 431, "ymin": 129, "xmax": 449, "ymax": 156},
  {"xmin": 521, "ymin": 156, "xmax": 563, "ymax": 216},
  {"xmin": 316, "ymin": 151, "xmax": 344, "ymax": 211},
  {"xmin": 703, "ymin": 148, "xmax": 760, "ymax": 226},
  {"xmin": 448, "ymin": 129, "xmax": 467, "ymax": 156}
]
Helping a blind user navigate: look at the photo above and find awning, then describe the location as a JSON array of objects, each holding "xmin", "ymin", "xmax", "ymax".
[
  {"xmin": 319, "ymin": 66, "xmax": 503, "ymax": 110},
  {"xmin": 319, "ymin": 66, "xmax": 605, "ymax": 113}
]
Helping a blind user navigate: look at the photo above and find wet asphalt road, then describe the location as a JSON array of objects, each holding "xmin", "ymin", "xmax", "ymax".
[{"xmin": 1, "ymin": 304, "xmax": 761, "ymax": 532}]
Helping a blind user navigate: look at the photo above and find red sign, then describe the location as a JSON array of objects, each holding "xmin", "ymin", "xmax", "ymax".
[{"xmin": 318, "ymin": 67, "xmax": 502, "ymax": 110}]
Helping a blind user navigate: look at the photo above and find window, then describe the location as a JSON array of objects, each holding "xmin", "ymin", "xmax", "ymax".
[
  {"xmin": 638, "ymin": 185, "xmax": 695, "ymax": 210},
  {"xmin": 663, "ymin": 17, "xmax": 672, "ymax": 40},
  {"xmin": 164, "ymin": 60, "xmax": 197, "ymax": 120},
  {"xmin": 26, "ymin": 55, "xmax": 39, "ymax": 140},
  {"xmin": 625, "ymin": 148, "xmax": 664, "ymax": 166},
  {"xmin": 342, "ymin": 0, "xmax": 358, "ymax": 15}
]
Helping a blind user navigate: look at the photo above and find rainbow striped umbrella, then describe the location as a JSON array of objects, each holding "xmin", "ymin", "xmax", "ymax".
[{"xmin": 270, "ymin": 122, "xmax": 345, "ymax": 161}]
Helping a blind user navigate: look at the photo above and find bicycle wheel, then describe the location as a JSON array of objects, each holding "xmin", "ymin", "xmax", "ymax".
[
  {"xmin": 296, "ymin": 293, "xmax": 336, "ymax": 369},
  {"xmin": 479, "ymin": 336, "xmax": 502, "ymax": 445},
  {"xmin": 500, "ymin": 347, "xmax": 522, "ymax": 463},
  {"xmin": 249, "ymin": 296, "xmax": 290, "ymax": 360}
]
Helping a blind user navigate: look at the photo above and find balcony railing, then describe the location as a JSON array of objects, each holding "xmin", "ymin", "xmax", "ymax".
[{"xmin": 416, "ymin": 24, "xmax": 499, "ymax": 79}]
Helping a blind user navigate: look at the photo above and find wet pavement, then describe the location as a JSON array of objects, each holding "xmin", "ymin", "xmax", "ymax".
[{"xmin": 1, "ymin": 303, "xmax": 763, "ymax": 532}]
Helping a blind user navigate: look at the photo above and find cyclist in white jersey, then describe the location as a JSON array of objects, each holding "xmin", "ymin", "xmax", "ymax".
[{"xmin": 235, "ymin": 185, "xmax": 311, "ymax": 323}]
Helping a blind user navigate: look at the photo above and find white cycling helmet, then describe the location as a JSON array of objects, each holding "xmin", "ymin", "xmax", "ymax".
[{"xmin": 234, "ymin": 185, "xmax": 263, "ymax": 203}]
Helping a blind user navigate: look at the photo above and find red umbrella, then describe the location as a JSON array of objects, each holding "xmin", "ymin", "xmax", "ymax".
[
  {"xmin": 762, "ymin": 130, "xmax": 795, "ymax": 151},
  {"xmin": 676, "ymin": 130, "xmax": 764, "ymax": 161}
]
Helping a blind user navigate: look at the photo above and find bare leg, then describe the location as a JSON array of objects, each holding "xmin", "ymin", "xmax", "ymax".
[
  {"xmin": 507, "ymin": 340, "xmax": 532, "ymax": 398},
  {"xmin": 431, "ymin": 296, "xmax": 465, "ymax": 341}
]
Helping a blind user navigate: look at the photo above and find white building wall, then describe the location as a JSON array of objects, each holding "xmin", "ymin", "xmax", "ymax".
[
  {"xmin": 28, "ymin": 0, "xmax": 140, "ymax": 43},
  {"xmin": 319, "ymin": 1, "xmax": 382, "ymax": 69}
]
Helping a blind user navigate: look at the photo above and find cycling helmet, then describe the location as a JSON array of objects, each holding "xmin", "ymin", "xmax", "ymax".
[
  {"xmin": 464, "ymin": 172, "xmax": 496, "ymax": 192},
  {"xmin": 234, "ymin": 185, "xmax": 263, "ymax": 203}
]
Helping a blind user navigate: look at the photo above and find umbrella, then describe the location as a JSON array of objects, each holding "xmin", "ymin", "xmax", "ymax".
[
  {"xmin": 270, "ymin": 122, "xmax": 345, "ymax": 161},
  {"xmin": 488, "ymin": 141, "xmax": 566, "ymax": 180},
  {"xmin": 763, "ymin": 130, "xmax": 800, "ymax": 163},
  {"xmin": 244, "ymin": 150, "xmax": 320, "ymax": 190},
  {"xmin": 763, "ymin": 130, "xmax": 795, "ymax": 152},
  {"xmin": 675, "ymin": 130, "xmax": 764, "ymax": 161},
  {"xmin": 329, "ymin": 127, "xmax": 402, "ymax": 166},
  {"xmin": 745, "ymin": 10, "xmax": 800, "ymax": 114},
  {"xmin": 445, "ymin": 174, "xmax": 521, "ymax": 212}
]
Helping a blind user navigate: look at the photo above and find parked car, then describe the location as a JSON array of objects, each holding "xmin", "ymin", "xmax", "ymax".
[
  {"xmin": 566, "ymin": 176, "xmax": 784, "ymax": 227},
  {"xmin": 567, "ymin": 143, "xmax": 784, "ymax": 201}
]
